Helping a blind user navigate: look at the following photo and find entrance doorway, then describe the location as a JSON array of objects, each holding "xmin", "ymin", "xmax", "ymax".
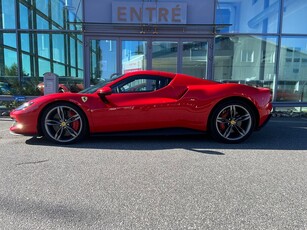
[{"xmin": 86, "ymin": 37, "xmax": 212, "ymax": 85}]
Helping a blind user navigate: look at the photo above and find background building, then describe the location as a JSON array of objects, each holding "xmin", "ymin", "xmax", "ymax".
[{"xmin": 0, "ymin": 0, "xmax": 307, "ymax": 111}]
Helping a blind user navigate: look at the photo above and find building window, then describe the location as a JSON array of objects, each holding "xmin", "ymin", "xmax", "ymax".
[
  {"xmin": 90, "ymin": 40, "xmax": 117, "ymax": 85},
  {"xmin": 1, "ymin": 0, "xmax": 16, "ymax": 29},
  {"xmin": 240, "ymin": 50, "xmax": 255, "ymax": 63},
  {"xmin": 0, "ymin": 0, "xmax": 84, "ymax": 96},
  {"xmin": 282, "ymin": 0, "xmax": 307, "ymax": 34},
  {"xmin": 278, "ymin": 37, "xmax": 307, "ymax": 102},
  {"xmin": 216, "ymin": 0, "xmax": 280, "ymax": 33},
  {"xmin": 214, "ymin": 35, "xmax": 278, "ymax": 84}
]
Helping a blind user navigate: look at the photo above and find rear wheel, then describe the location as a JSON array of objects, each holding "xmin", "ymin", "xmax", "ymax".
[
  {"xmin": 41, "ymin": 102, "xmax": 87, "ymax": 144},
  {"xmin": 209, "ymin": 100, "xmax": 256, "ymax": 143}
]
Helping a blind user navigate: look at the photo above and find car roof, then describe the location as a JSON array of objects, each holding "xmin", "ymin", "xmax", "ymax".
[
  {"xmin": 120, "ymin": 70, "xmax": 217, "ymax": 86},
  {"xmin": 124, "ymin": 70, "xmax": 177, "ymax": 79}
]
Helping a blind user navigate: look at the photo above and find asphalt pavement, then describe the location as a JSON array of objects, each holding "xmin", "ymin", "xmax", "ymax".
[{"xmin": 0, "ymin": 117, "xmax": 307, "ymax": 229}]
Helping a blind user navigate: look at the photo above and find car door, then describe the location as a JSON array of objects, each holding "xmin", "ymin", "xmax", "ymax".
[{"xmin": 92, "ymin": 75, "xmax": 183, "ymax": 132}]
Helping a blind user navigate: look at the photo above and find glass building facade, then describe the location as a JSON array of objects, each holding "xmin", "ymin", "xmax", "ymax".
[
  {"xmin": 215, "ymin": 0, "xmax": 307, "ymax": 106},
  {"xmin": 1, "ymin": 0, "xmax": 307, "ymax": 110},
  {"xmin": 0, "ymin": 0, "xmax": 83, "ymax": 98}
]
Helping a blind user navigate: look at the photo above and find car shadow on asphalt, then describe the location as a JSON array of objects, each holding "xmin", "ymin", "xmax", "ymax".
[{"xmin": 25, "ymin": 118, "xmax": 307, "ymax": 152}]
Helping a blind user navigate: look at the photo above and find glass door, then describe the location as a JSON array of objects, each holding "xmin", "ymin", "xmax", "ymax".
[
  {"xmin": 150, "ymin": 39, "xmax": 209, "ymax": 78},
  {"xmin": 182, "ymin": 41, "xmax": 208, "ymax": 78},
  {"xmin": 152, "ymin": 41, "xmax": 178, "ymax": 72},
  {"xmin": 89, "ymin": 39, "xmax": 118, "ymax": 85},
  {"xmin": 121, "ymin": 40, "xmax": 147, "ymax": 73},
  {"xmin": 86, "ymin": 37, "xmax": 212, "ymax": 88}
]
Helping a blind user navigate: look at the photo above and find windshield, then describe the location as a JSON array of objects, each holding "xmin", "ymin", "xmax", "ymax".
[{"xmin": 79, "ymin": 75, "xmax": 122, "ymax": 94}]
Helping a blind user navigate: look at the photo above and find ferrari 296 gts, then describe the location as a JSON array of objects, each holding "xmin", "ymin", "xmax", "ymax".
[{"xmin": 10, "ymin": 70, "xmax": 272, "ymax": 144}]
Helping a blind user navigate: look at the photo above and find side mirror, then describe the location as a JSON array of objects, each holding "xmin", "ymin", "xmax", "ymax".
[
  {"xmin": 97, "ymin": 86, "xmax": 112, "ymax": 104},
  {"xmin": 97, "ymin": 86, "xmax": 112, "ymax": 96}
]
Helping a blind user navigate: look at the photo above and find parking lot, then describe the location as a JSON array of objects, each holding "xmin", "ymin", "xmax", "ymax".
[{"xmin": 0, "ymin": 117, "xmax": 307, "ymax": 229}]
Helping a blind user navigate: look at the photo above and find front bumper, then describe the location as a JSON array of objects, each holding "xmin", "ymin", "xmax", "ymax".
[{"xmin": 9, "ymin": 112, "xmax": 39, "ymax": 136}]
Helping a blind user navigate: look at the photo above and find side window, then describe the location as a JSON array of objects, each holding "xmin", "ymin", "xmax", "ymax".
[{"xmin": 112, "ymin": 75, "xmax": 172, "ymax": 93}]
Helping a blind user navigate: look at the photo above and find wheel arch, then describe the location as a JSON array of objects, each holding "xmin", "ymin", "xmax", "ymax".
[
  {"xmin": 207, "ymin": 96, "xmax": 260, "ymax": 132},
  {"xmin": 37, "ymin": 100, "xmax": 90, "ymax": 136}
]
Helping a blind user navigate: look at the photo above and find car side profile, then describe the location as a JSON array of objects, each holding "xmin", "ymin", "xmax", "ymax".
[{"xmin": 10, "ymin": 70, "xmax": 272, "ymax": 144}]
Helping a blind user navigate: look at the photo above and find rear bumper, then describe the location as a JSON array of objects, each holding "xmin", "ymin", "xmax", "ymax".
[{"xmin": 256, "ymin": 113, "xmax": 272, "ymax": 130}]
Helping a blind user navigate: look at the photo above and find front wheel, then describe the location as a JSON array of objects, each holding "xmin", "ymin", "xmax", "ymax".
[
  {"xmin": 209, "ymin": 100, "xmax": 256, "ymax": 143},
  {"xmin": 41, "ymin": 102, "xmax": 87, "ymax": 144}
]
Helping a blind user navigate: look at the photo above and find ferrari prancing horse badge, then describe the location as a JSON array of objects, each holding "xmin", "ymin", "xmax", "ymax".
[{"xmin": 81, "ymin": 96, "xmax": 88, "ymax": 103}]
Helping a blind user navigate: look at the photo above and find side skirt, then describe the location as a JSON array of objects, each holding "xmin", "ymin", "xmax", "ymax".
[{"xmin": 92, "ymin": 128, "xmax": 206, "ymax": 137}]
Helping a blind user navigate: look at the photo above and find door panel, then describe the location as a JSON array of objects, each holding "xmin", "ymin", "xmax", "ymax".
[{"xmin": 92, "ymin": 85, "xmax": 181, "ymax": 132}]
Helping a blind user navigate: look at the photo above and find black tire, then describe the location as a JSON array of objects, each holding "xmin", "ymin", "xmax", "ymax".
[
  {"xmin": 209, "ymin": 100, "xmax": 256, "ymax": 143},
  {"xmin": 40, "ymin": 102, "xmax": 87, "ymax": 144}
]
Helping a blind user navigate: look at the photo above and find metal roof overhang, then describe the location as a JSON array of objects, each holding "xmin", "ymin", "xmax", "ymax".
[{"xmin": 81, "ymin": 22, "xmax": 231, "ymax": 35}]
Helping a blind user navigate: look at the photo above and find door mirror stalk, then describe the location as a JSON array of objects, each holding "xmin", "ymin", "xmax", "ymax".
[{"xmin": 97, "ymin": 86, "xmax": 112, "ymax": 103}]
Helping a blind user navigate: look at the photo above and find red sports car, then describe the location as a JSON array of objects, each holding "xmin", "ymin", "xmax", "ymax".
[{"xmin": 10, "ymin": 70, "xmax": 272, "ymax": 144}]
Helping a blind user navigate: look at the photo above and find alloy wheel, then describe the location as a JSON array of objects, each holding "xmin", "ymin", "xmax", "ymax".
[
  {"xmin": 43, "ymin": 105, "xmax": 83, "ymax": 143},
  {"xmin": 214, "ymin": 104, "xmax": 253, "ymax": 142}
]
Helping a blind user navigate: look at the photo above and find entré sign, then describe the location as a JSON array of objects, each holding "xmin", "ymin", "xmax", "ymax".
[{"xmin": 112, "ymin": 2, "xmax": 187, "ymax": 24}]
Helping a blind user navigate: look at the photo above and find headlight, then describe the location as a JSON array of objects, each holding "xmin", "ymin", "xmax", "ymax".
[{"xmin": 15, "ymin": 101, "xmax": 34, "ymax": 111}]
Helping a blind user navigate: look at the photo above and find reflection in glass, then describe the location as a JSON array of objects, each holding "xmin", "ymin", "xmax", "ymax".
[
  {"xmin": 90, "ymin": 40, "xmax": 117, "ymax": 85},
  {"xmin": 70, "ymin": 37, "xmax": 77, "ymax": 67},
  {"xmin": 3, "ymin": 34, "xmax": 16, "ymax": 49},
  {"xmin": 78, "ymin": 70, "xmax": 83, "ymax": 79},
  {"xmin": 0, "ymin": 49, "xmax": 19, "ymax": 95},
  {"xmin": 52, "ymin": 34, "xmax": 65, "ymax": 63},
  {"xmin": 51, "ymin": 0, "xmax": 64, "ymax": 28},
  {"xmin": 21, "ymin": 54, "xmax": 31, "ymax": 76},
  {"xmin": 38, "ymin": 58, "xmax": 51, "ymax": 76},
  {"xmin": 4, "ymin": 49, "xmax": 17, "ymax": 74},
  {"xmin": 19, "ymin": 3, "xmax": 30, "ymax": 29},
  {"xmin": 18, "ymin": 0, "xmax": 83, "ymax": 31},
  {"xmin": 36, "ymin": 0, "xmax": 49, "ymax": 16},
  {"xmin": 54, "ymin": 63, "xmax": 65, "ymax": 76},
  {"xmin": 20, "ymin": 34, "xmax": 30, "ymax": 52},
  {"xmin": 182, "ymin": 41, "xmax": 208, "ymax": 78},
  {"xmin": 278, "ymin": 37, "xmax": 307, "ymax": 102},
  {"xmin": 282, "ymin": 0, "xmax": 307, "ymax": 34},
  {"xmin": 77, "ymin": 35, "xmax": 83, "ymax": 68},
  {"xmin": 122, "ymin": 41, "xmax": 147, "ymax": 74},
  {"xmin": 37, "ymin": 34, "xmax": 50, "ymax": 58},
  {"xmin": 0, "ymin": 1, "xmax": 84, "ymax": 96},
  {"xmin": 1, "ymin": 0, "xmax": 16, "ymax": 29},
  {"xmin": 216, "ymin": 0, "xmax": 280, "ymax": 33},
  {"xmin": 214, "ymin": 35, "xmax": 277, "ymax": 86},
  {"xmin": 152, "ymin": 41, "xmax": 177, "ymax": 72},
  {"xmin": 36, "ymin": 15, "xmax": 49, "ymax": 30},
  {"xmin": 70, "ymin": 68, "xmax": 76, "ymax": 77}
]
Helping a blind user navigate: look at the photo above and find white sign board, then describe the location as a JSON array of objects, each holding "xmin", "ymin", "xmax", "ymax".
[
  {"xmin": 43, "ymin": 72, "xmax": 59, "ymax": 95},
  {"xmin": 112, "ymin": 2, "xmax": 187, "ymax": 24}
]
